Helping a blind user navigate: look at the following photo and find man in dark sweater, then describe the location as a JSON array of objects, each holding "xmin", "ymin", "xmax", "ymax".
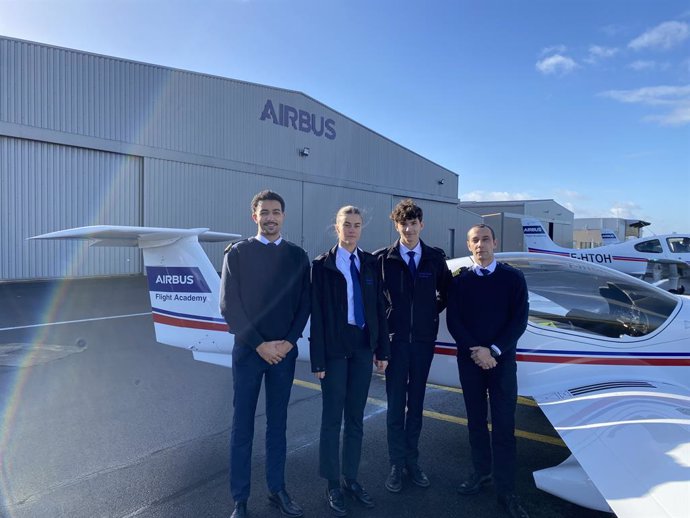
[
  {"xmin": 446, "ymin": 224, "xmax": 529, "ymax": 518},
  {"xmin": 220, "ymin": 190, "xmax": 310, "ymax": 518},
  {"xmin": 376, "ymin": 199, "xmax": 451, "ymax": 493}
]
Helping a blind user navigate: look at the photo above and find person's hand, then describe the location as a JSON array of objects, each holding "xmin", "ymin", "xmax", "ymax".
[
  {"xmin": 314, "ymin": 371, "xmax": 326, "ymax": 380},
  {"xmin": 470, "ymin": 346, "xmax": 497, "ymax": 370},
  {"xmin": 275, "ymin": 340, "xmax": 294, "ymax": 356},
  {"xmin": 256, "ymin": 340, "xmax": 285, "ymax": 365},
  {"xmin": 374, "ymin": 359, "xmax": 388, "ymax": 373}
]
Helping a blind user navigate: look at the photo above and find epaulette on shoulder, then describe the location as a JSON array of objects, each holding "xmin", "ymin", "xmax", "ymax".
[
  {"xmin": 431, "ymin": 246, "xmax": 447, "ymax": 259},
  {"xmin": 224, "ymin": 238, "xmax": 246, "ymax": 254},
  {"xmin": 452, "ymin": 266, "xmax": 470, "ymax": 277}
]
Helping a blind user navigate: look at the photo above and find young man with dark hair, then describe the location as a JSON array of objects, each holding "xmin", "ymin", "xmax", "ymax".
[
  {"xmin": 446, "ymin": 224, "xmax": 530, "ymax": 518},
  {"xmin": 376, "ymin": 199, "xmax": 451, "ymax": 493},
  {"xmin": 220, "ymin": 190, "xmax": 311, "ymax": 518}
]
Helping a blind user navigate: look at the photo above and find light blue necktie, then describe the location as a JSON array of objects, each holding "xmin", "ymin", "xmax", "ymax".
[{"xmin": 350, "ymin": 254, "xmax": 365, "ymax": 329}]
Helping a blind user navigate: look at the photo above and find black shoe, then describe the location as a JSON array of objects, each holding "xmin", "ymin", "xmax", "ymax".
[
  {"xmin": 385, "ymin": 465, "xmax": 403, "ymax": 493},
  {"xmin": 498, "ymin": 493, "xmax": 530, "ymax": 518},
  {"xmin": 342, "ymin": 480, "xmax": 375, "ymax": 508},
  {"xmin": 326, "ymin": 488, "xmax": 347, "ymax": 517},
  {"xmin": 268, "ymin": 489, "xmax": 303, "ymax": 518},
  {"xmin": 405, "ymin": 465, "xmax": 430, "ymax": 488},
  {"xmin": 457, "ymin": 472, "xmax": 492, "ymax": 495},
  {"xmin": 230, "ymin": 501, "xmax": 247, "ymax": 518}
]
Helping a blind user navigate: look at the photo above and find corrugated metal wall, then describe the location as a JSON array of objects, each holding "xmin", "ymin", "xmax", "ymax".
[
  {"xmin": 0, "ymin": 36, "xmax": 466, "ymax": 280},
  {"xmin": 302, "ymin": 184, "xmax": 394, "ymax": 258},
  {"xmin": 144, "ymin": 158, "xmax": 303, "ymax": 269},
  {"xmin": 0, "ymin": 136, "xmax": 141, "ymax": 279},
  {"xmin": 0, "ymin": 37, "xmax": 457, "ymax": 199}
]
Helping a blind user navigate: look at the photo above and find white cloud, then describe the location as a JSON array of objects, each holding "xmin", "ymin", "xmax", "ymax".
[
  {"xmin": 536, "ymin": 54, "xmax": 578, "ymax": 75},
  {"xmin": 600, "ymin": 84, "xmax": 690, "ymax": 105},
  {"xmin": 627, "ymin": 60, "xmax": 656, "ymax": 71},
  {"xmin": 586, "ymin": 45, "xmax": 618, "ymax": 63},
  {"xmin": 540, "ymin": 45, "xmax": 567, "ymax": 56},
  {"xmin": 461, "ymin": 191, "xmax": 532, "ymax": 202},
  {"xmin": 644, "ymin": 103, "xmax": 690, "ymax": 126},
  {"xmin": 599, "ymin": 84, "xmax": 690, "ymax": 126},
  {"xmin": 628, "ymin": 21, "xmax": 689, "ymax": 51},
  {"xmin": 609, "ymin": 201, "xmax": 642, "ymax": 219}
]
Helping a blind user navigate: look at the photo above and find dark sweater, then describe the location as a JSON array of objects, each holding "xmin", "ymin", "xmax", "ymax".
[
  {"xmin": 446, "ymin": 263, "xmax": 528, "ymax": 359},
  {"xmin": 219, "ymin": 237, "xmax": 310, "ymax": 350}
]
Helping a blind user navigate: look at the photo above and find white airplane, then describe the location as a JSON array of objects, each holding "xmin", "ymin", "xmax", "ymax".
[
  {"xmin": 523, "ymin": 218, "xmax": 690, "ymax": 293},
  {"xmin": 31, "ymin": 225, "xmax": 690, "ymax": 518}
]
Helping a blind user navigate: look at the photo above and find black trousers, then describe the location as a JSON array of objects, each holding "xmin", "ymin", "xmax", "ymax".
[
  {"xmin": 457, "ymin": 354, "xmax": 517, "ymax": 495},
  {"xmin": 230, "ymin": 345, "xmax": 297, "ymax": 502},
  {"xmin": 319, "ymin": 325, "xmax": 373, "ymax": 481},
  {"xmin": 385, "ymin": 340, "xmax": 435, "ymax": 468}
]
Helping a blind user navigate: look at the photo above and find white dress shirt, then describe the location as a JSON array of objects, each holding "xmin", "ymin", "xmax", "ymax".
[
  {"xmin": 256, "ymin": 234, "xmax": 283, "ymax": 245},
  {"xmin": 399, "ymin": 241, "xmax": 422, "ymax": 269},
  {"xmin": 336, "ymin": 245, "xmax": 360, "ymax": 326},
  {"xmin": 471, "ymin": 259, "xmax": 496, "ymax": 276}
]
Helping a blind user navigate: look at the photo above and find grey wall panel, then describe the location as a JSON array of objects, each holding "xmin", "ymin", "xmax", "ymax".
[
  {"xmin": 0, "ymin": 137, "xmax": 141, "ymax": 280},
  {"xmin": 1, "ymin": 37, "xmax": 457, "ymax": 201},
  {"xmin": 143, "ymin": 158, "xmax": 303, "ymax": 270},
  {"xmin": 1, "ymin": 36, "xmax": 464, "ymax": 280}
]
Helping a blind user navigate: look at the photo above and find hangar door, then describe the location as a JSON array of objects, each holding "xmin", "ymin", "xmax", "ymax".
[{"xmin": 0, "ymin": 137, "xmax": 142, "ymax": 280}]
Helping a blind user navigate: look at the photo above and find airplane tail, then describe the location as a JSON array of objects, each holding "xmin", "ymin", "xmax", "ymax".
[
  {"xmin": 521, "ymin": 218, "xmax": 569, "ymax": 255},
  {"xmin": 31, "ymin": 225, "xmax": 240, "ymax": 367}
]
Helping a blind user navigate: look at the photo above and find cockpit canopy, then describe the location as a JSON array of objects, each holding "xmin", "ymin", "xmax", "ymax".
[{"xmin": 449, "ymin": 253, "xmax": 680, "ymax": 339}]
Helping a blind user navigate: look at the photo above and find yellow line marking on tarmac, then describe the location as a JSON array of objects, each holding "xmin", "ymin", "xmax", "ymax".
[
  {"xmin": 292, "ymin": 378, "xmax": 564, "ymax": 448},
  {"xmin": 426, "ymin": 382, "xmax": 538, "ymax": 408}
]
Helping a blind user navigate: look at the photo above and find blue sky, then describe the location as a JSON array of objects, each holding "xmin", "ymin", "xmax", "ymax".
[{"xmin": 1, "ymin": 0, "xmax": 688, "ymax": 235}]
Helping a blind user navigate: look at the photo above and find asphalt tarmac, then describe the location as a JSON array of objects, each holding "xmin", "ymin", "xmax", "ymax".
[{"xmin": 0, "ymin": 277, "xmax": 613, "ymax": 518}]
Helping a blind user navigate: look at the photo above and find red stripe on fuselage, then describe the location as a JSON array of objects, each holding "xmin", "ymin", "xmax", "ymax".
[
  {"xmin": 433, "ymin": 346, "xmax": 690, "ymax": 366},
  {"xmin": 153, "ymin": 312, "xmax": 229, "ymax": 332},
  {"xmin": 515, "ymin": 353, "xmax": 690, "ymax": 366}
]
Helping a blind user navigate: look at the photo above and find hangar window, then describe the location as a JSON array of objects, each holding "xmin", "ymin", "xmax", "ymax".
[
  {"xmin": 503, "ymin": 255, "xmax": 679, "ymax": 339},
  {"xmin": 634, "ymin": 239, "xmax": 662, "ymax": 253}
]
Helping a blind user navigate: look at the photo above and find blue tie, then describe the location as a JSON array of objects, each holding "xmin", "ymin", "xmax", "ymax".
[
  {"xmin": 350, "ymin": 254, "xmax": 365, "ymax": 329},
  {"xmin": 479, "ymin": 268, "xmax": 490, "ymax": 276},
  {"xmin": 407, "ymin": 250, "xmax": 417, "ymax": 278}
]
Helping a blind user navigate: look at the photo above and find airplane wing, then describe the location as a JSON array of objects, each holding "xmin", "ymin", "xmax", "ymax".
[
  {"xmin": 30, "ymin": 225, "xmax": 240, "ymax": 246},
  {"xmin": 533, "ymin": 380, "xmax": 690, "ymax": 517}
]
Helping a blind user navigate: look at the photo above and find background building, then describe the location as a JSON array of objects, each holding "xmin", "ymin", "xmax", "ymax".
[
  {"xmin": 573, "ymin": 217, "xmax": 648, "ymax": 248},
  {"xmin": 459, "ymin": 199, "xmax": 574, "ymax": 250},
  {"xmin": 0, "ymin": 36, "xmax": 482, "ymax": 281}
]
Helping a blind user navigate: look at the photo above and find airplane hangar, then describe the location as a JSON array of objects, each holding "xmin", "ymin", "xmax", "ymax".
[{"xmin": 0, "ymin": 36, "xmax": 481, "ymax": 281}]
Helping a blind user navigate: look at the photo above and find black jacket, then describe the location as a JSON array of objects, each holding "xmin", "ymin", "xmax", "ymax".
[
  {"xmin": 310, "ymin": 245, "xmax": 391, "ymax": 372},
  {"xmin": 376, "ymin": 240, "xmax": 451, "ymax": 344}
]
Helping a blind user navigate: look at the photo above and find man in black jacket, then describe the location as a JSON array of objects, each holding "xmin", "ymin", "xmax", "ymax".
[
  {"xmin": 446, "ymin": 224, "xmax": 529, "ymax": 518},
  {"xmin": 376, "ymin": 199, "xmax": 451, "ymax": 493},
  {"xmin": 220, "ymin": 190, "xmax": 310, "ymax": 518}
]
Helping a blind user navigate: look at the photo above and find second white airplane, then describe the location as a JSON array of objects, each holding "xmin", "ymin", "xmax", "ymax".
[{"xmin": 522, "ymin": 218, "xmax": 690, "ymax": 293}]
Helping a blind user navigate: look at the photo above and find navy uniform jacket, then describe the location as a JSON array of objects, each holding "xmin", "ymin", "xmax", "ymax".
[
  {"xmin": 310, "ymin": 245, "xmax": 391, "ymax": 372},
  {"xmin": 375, "ymin": 240, "xmax": 451, "ymax": 344}
]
